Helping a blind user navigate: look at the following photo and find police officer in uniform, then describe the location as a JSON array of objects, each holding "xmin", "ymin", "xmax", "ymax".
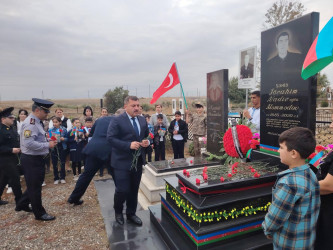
[
  {"xmin": 185, "ymin": 101, "xmax": 206, "ymax": 157},
  {"xmin": 16, "ymin": 98, "xmax": 57, "ymax": 221},
  {"xmin": 0, "ymin": 107, "xmax": 23, "ymax": 206}
]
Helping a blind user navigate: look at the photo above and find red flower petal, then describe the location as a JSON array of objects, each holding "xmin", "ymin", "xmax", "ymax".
[
  {"xmin": 196, "ymin": 178, "xmax": 200, "ymax": 185},
  {"xmin": 220, "ymin": 177, "xmax": 224, "ymax": 182},
  {"xmin": 183, "ymin": 169, "xmax": 187, "ymax": 175}
]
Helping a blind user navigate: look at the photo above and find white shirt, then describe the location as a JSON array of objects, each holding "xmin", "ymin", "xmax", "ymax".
[
  {"xmin": 49, "ymin": 115, "xmax": 72, "ymax": 131},
  {"xmin": 173, "ymin": 121, "xmax": 183, "ymax": 140},
  {"xmin": 248, "ymin": 107, "xmax": 260, "ymax": 132}
]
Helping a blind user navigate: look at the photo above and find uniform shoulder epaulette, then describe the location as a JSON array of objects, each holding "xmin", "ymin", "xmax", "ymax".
[{"xmin": 30, "ymin": 118, "xmax": 35, "ymax": 125}]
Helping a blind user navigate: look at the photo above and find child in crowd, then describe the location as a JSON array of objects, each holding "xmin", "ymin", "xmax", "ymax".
[
  {"xmin": 168, "ymin": 111, "xmax": 188, "ymax": 159},
  {"xmin": 144, "ymin": 114, "xmax": 154, "ymax": 162},
  {"xmin": 262, "ymin": 127, "xmax": 320, "ymax": 249},
  {"xmin": 48, "ymin": 117, "xmax": 68, "ymax": 184},
  {"xmin": 67, "ymin": 118, "xmax": 85, "ymax": 181},
  {"xmin": 153, "ymin": 114, "xmax": 167, "ymax": 161},
  {"xmin": 83, "ymin": 117, "xmax": 93, "ymax": 144}
]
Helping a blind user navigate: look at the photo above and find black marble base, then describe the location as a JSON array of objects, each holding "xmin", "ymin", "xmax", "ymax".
[
  {"xmin": 251, "ymin": 150, "xmax": 288, "ymax": 170},
  {"xmin": 94, "ymin": 178, "xmax": 167, "ymax": 250},
  {"xmin": 177, "ymin": 164, "xmax": 280, "ymax": 195},
  {"xmin": 150, "ymin": 202, "xmax": 273, "ymax": 250},
  {"xmin": 166, "ymin": 177, "xmax": 272, "ymax": 211},
  {"xmin": 147, "ymin": 156, "xmax": 219, "ymax": 173}
]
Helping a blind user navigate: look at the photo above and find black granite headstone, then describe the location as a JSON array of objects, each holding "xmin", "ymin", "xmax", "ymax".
[
  {"xmin": 207, "ymin": 69, "xmax": 228, "ymax": 154},
  {"xmin": 260, "ymin": 12, "xmax": 319, "ymax": 153},
  {"xmin": 147, "ymin": 157, "xmax": 219, "ymax": 173}
]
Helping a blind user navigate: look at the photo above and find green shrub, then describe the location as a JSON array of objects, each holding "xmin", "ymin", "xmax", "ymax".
[
  {"xmin": 188, "ymin": 142, "xmax": 195, "ymax": 156},
  {"xmin": 321, "ymin": 100, "xmax": 329, "ymax": 107}
]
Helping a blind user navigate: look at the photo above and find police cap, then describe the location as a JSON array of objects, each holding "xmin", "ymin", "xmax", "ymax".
[
  {"xmin": 32, "ymin": 98, "xmax": 54, "ymax": 113},
  {"xmin": 0, "ymin": 107, "xmax": 15, "ymax": 118}
]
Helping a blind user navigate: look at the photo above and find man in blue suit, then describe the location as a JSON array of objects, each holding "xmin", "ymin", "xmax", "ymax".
[
  {"xmin": 107, "ymin": 96, "xmax": 149, "ymax": 226},
  {"xmin": 67, "ymin": 115, "xmax": 113, "ymax": 205}
]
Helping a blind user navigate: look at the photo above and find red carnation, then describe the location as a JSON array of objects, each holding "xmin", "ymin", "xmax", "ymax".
[
  {"xmin": 223, "ymin": 125, "xmax": 252, "ymax": 158},
  {"xmin": 59, "ymin": 129, "xmax": 63, "ymax": 133},
  {"xmin": 308, "ymin": 152, "xmax": 316, "ymax": 159},
  {"xmin": 190, "ymin": 160, "xmax": 193, "ymax": 164},
  {"xmin": 203, "ymin": 174, "xmax": 208, "ymax": 181},
  {"xmin": 228, "ymin": 173, "xmax": 232, "ymax": 178},
  {"xmin": 196, "ymin": 178, "xmax": 200, "ymax": 185},
  {"xmin": 51, "ymin": 136, "xmax": 57, "ymax": 141},
  {"xmin": 316, "ymin": 145, "xmax": 326, "ymax": 152},
  {"xmin": 251, "ymin": 168, "xmax": 256, "ymax": 173},
  {"xmin": 183, "ymin": 169, "xmax": 187, "ymax": 175},
  {"xmin": 149, "ymin": 132, "xmax": 154, "ymax": 139},
  {"xmin": 186, "ymin": 172, "xmax": 190, "ymax": 177},
  {"xmin": 203, "ymin": 166, "xmax": 208, "ymax": 172},
  {"xmin": 220, "ymin": 177, "xmax": 225, "ymax": 182},
  {"xmin": 254, "ymin": 172, "xmax": 260, "ymax": 178}
]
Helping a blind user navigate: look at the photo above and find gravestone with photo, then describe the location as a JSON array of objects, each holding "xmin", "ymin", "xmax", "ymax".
[
  {"xmin": 258, "ymin": 12, "xmax": 319, "ymax": 157},
  {"xmin": 206, "ymin": 69, "xmax": 229, "ymax": 154}
]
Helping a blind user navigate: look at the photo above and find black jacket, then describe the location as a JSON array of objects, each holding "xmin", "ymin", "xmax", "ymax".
[
  {"xmin": 0, "ymin": 124, "xmax": 20, "ymax": 167},
  {"xmin": 168, "ymin": 119, "xmax": 188, "ymax": 142}
]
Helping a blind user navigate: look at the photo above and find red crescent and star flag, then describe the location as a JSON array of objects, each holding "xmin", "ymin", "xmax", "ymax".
[
  {"xmin": 150, "ymin": 63, "xmax": 180, "ymax": 104},
  {"xmin": 301, "ymin": 16, "xmax": 333, "ymax": 80}
]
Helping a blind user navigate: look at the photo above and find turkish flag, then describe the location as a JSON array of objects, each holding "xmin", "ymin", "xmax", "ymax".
[{"xmin": 150, "ymin": 63, "xmax": 180, "ymax": 104}]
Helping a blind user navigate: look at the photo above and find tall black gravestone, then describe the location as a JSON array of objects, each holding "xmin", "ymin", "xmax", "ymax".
[
  {"xmin": 207, "ymin": 69, "xmax": 228, "ymax": 154},
  {"xmin": 260, "ymin": 12, "xmax": 319, "ymax": 154}
]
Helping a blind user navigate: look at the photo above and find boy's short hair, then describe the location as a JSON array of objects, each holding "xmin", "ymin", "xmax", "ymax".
[
  {"xmin": 278, "ymin": 127, "xmax": 316, "ymax": 159},
  {"xmin": 157, "ymin": 114, "xmax": 164, "ymax": 120},
  {"xmin": 144, "ymin": 114, "xmax": 151, "ymax": 119},
  {"xmin": 71, "ymin": 118, "xmax": 79, "ymax": 124},
  {"xmin": 85, "ymin": 117, "xmax": 93, "ymax": 122},
  {"xmin": 175, "ymin": 111, "xmax": 181, "ymax": 116}
]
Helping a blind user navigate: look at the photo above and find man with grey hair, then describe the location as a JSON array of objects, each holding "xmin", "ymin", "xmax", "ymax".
[{"xmin": 107, "ymin": 96, "xmax": 149, "ymax": 226}]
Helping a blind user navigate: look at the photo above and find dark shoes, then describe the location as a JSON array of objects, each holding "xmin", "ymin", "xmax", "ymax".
[
  {"xmin": 127, "ymin": 215, "xmax": 142, "ymax": 226},
  {"xmin": 15, "ymin": 205, "xmax": 33, "ymax": 213},
  {"xmin": 36, "ymin": 213, "xmax": 56, "ymax": 221},
  {"xmin": 115, "ymin": 213, "xmax": 124, "ymax": 225},
  {"xmin": 67, "ymin": 198, "xmax": 84, "ymax": 206},
  {"xmin": 0, "ymin": 200, "xmax": 9, "ymax": 205}
]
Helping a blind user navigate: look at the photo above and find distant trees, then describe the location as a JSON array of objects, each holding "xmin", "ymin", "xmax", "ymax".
[
  {"xmin": 104, "ymin": 87, "xmax": 129, "ymax": 114},
  {"xmin": 229, "ymin": 77, "xmax": 246, "ymax": 104},
  {"xmin": 263, "ymin": 0, "xmax": 306, "ymax": 29},
  {"xmin": 317, "ymin": 72, "xmax": 330, "ymax": 98}
]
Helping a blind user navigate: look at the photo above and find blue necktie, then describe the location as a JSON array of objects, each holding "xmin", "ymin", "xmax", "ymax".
[{"xmin": 131, "ymin": 117, "xmax": 139, "ymax": 137}]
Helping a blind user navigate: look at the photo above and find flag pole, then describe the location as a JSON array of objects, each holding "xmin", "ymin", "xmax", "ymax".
[{"xmin": 175, "ymin": 62, "xmax": 188, "ymax": 109}]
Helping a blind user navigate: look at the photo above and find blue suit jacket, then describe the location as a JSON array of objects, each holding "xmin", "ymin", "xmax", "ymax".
[
  {"xmin": 107, "ymin": 112, "xmax": 149, "ymax": 170},
  {"xmin": 82, "ymin": 116, "xmax": 113, "ymax": 162}
]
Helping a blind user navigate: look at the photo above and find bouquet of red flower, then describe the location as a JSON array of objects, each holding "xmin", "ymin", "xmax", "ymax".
[{"xmin": 131, "ymin": 133, "xmax": 154, "ymax": 171}]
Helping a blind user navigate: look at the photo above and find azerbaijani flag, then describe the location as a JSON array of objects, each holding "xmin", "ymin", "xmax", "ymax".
[{"xmin": 301, "ymin": 17, "xmax": 333, "ymax": 80}]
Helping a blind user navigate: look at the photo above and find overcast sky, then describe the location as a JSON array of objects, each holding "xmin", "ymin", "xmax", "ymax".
[{"xmin": 0, "ymin": 0, "xmax": 332, "ymax": 101}]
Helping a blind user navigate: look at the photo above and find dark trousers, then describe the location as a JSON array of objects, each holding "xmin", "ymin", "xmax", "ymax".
[
  {"xmin": 99, "ymin": 163, "xmax": 112, "ymax": 176},
  {"xmin": 69, "ymin": 155, "xmax": 113, "ymax": 202},
  {"xmin": 145, "ymin": 145, "xmax": 153, "ymax": 162},
  {"xmin": 71, "ymin": 162, "xmax": 82, "ymax": 176},
  {"xmin": 154, "ymin": 141, "xmax": 165, "ymax": 161},
  {"xmin": 0, "ymin": 161, "xmax": 22, "ymax": 204},
  {"xmin": 113, "ymin": 158, "xmax": 142, "ymax": 216},
  {"xmin": 51, "ymin": 146, "xmax": 66, "ymax": 180},
  {"xmin": 17, "ymin": 154, "xmax": 46, "ymax": 218},
  {"xmin": 172, "ymin": 140, "xmax": 185, "ymax": 159}
]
